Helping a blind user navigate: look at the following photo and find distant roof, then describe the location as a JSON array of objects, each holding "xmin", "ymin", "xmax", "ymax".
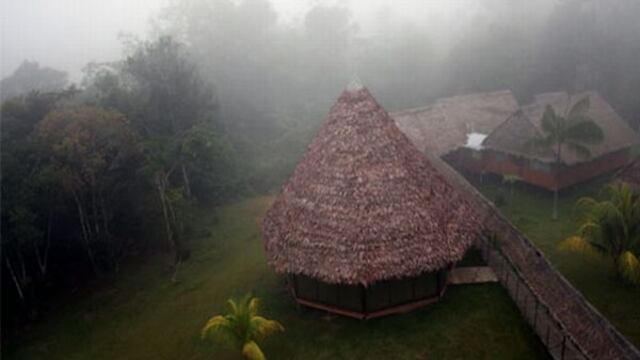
[
  {"xmin": 262, "ymin": 87, "xmax": 481, "ymax": 286},
  {"xmin": 617, "ymin": 159, "xmax": 640, "ymax": 190},
  {"xmin": 391, "ymin": 90, "xmax": 519, "ymax": 156},
  {"xmin": 465, "ymin": 133, "xmax": 488, "ymax": 150},
  {"xmin": 515, "ymin": 91, "xmax": 639, "ymax": 165},
  {"xmin": 483, "ymin": 111, "xmax": 556, "ymax": 162}
]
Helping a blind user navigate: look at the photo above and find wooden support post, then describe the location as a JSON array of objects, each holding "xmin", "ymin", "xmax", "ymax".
[{"xmin": 561, "ymin": 336, "xmax": 567, "ymax": 360}]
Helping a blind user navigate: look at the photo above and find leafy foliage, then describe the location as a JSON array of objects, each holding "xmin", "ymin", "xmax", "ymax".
[
  {"xmin": 1, "ymin": 37, "xmax": 240, "ymax": 332},
  {"xmin": 202, "ymin": 294, "xmax": 284, "ymax": 360},
  {"xmin": 559, "ymin": 183, "xmax": 640, "ymax": 284}
]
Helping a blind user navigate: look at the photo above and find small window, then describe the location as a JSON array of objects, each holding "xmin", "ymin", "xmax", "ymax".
[{"xmin": 471, "ymin": 150, "xmax": 483, "ymax": 160}]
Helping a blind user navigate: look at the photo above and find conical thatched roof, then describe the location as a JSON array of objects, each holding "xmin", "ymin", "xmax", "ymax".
[{"xmin": 262, "ymin": 87, "xmax": 481, "ymax": 286}]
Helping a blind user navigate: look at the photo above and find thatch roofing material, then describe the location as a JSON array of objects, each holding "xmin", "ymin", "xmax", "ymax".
[
  {"xmin": 392, "ymin": 90, "xmax": 519, "ymax": 156},
  {"xmin": 521, "ymin": 91, "xmax": 640, "ymax": 165},
  {"xmin": 262, "ymin": 87, "xmax": 481, "ymax": 286},
  {"xmin": 482, "ymin": 111, "xmax": 556, "ymax": 162}
]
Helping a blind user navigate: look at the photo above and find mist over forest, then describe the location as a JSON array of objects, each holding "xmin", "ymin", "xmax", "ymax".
[{"xmin": 2, "ymin": 1, "xmax": 640, "ymax": 357}]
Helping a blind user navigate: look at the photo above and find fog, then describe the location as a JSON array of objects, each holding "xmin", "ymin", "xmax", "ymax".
[
  {"xmin": 3, "ymin": 1, "xmax": 640, "ymax": 352},
  {"xmin": 1, "ymin": 0, "xmax": 549, "ymax": 80},
  {"xmin": 1, "ymin": 0, "xmax": 164, "ymax": 80},
  {"xmin": 3, "ymin": 0, "xmax": 640, "ymax": 189}
]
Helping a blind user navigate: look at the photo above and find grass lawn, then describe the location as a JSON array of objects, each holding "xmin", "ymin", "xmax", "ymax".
[
  {"xmin": 4, "ymin": 197, "xmax": 548, "ymax": 360},
  {"xmin": 471, "ymin": 173, "xmax": 640, "ymax": 348}
]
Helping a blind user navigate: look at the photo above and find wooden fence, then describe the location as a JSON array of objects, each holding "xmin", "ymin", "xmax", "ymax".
[
  {"xmin": 476, "ymin": 236, "xmax": 588, "ymax": 360},
  {"xmin": 427, "ymin": 153, "xmax": 640, "ymax": 360}
]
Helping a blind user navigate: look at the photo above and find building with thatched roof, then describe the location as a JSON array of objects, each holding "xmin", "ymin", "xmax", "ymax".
[
  {"xmin": 392, "ymin": 90, "xmax": 519, "ymax": 157},
  {"xmin": 467, "ymin": 91, "xmax": 640, "ymax": 190},
  {"xmin": 262, "ymin": 86, "xmax": 481, "ymax": 319},
  {"xmin": 616, "ymin": 159, "xmax": 640, "ymax": 191}
]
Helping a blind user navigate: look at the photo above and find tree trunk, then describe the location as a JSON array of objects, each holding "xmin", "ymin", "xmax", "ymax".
[
  {"xmin": 72, "ymin": 190, "xmax": 99, "ymax": 274},
  {"xmin": 6, "ymin": 258, "xmax": 25, "ymax": 300},
  {"xmin": 181, "ymin": 164, "xmax": 192, "ymax": 199},
  {"xmin": 155, "ymin": 172, "xmax": 175, "ymax": 252},
  {"xmin": 34, "ymin": 208, "xmax": 53, "ymax": 276},
  {"xmin": 552, "ymin": 188, "xmax": 559, "ymax": 220}
]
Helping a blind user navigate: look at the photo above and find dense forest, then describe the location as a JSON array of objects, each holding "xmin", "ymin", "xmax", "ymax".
[{"xmin": 2, "ymin": 0, "xmax": 640, "ymax": 336}]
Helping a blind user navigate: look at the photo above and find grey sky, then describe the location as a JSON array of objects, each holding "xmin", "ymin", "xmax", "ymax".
[
  {"xmin": 1, "ymin": 0, "xmax": 165, "ymax": 81},
  {"xmin": 0, "ymin": 0, "xmax": 543, "ymax": 82}
]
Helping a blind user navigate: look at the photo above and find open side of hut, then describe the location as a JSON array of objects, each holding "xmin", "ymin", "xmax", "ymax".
[{"xmin": 261, "ymin": 86, "xmax": 481, "ymax": 319}]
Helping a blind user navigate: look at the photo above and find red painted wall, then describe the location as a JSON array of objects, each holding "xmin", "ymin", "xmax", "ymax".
[{"xmin": 448, "ymin": 148, "xmax": 631, "ymax": 191}]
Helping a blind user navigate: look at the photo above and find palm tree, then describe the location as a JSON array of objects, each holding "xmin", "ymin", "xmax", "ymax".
[
  {"xmin": 532, "ymin": 96, "xmax": 604, "ymax": 219},
  {"xmin": 201, "ymin": 294, "xmax": 284, "ymax": 360},
  {"xmin": 559, "ymin": 183, "xmax": 640, "ymax": 284}
]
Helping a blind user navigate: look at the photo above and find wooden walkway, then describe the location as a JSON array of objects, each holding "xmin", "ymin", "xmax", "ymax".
[{"xmin": 428, "ymin": 154, "xmax": 640, "ymax": 360}]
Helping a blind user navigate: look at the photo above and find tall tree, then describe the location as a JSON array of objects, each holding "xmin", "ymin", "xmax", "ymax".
[{"xmin": 36, "ymin": 106, "xmax": 141, "ymax": 273}]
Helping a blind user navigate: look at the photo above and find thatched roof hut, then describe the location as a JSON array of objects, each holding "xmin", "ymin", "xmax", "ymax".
[
  {"xmin": 392, "ymin": 90, "xmax": 519, "ymax": 156},
  {"xmin": 262, "ymin": 86, "xmax": 481, "ymax": 318},
  {"xmin": 473, "ymin": 91, "xmax": 640, "ymax": 190}
]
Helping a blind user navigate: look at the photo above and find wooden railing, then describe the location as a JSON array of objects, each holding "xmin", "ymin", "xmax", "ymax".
[{"xmin": 427, "ymin": 154, "xmax": 640, "ymax": 359}]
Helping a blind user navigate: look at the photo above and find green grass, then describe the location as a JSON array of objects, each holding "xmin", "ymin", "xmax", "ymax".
[
  {"xmin": 472, "ymin": 174, "xmax": 640, "ymax": 347},
  {"xmin": 4, "ymin": 197, "xmax": 548, "ymax": 359}
]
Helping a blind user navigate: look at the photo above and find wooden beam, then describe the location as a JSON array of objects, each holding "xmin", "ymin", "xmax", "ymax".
[{"xmin": 294, "ymin": 295, "xmax": 441, "ymax": 320}]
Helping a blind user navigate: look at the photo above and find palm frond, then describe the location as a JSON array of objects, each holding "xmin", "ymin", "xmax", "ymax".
[
  {"xmin": 251, "ymin": 316, "xmax": 285, "ymax": 340},
  {"xmin": 569, "ymin": 96, "xmax": 590, "ymax": 117},
  {"xmin": 202, "ymin": 294, "xmax": 283, "ymax": 358},
  {"xmin": 563, "ymin": 120, "xmax": 604, "ymax": 145},
  {"xmin": 227, "ymin": 298, "xmax": 238, "ymax": 314},
  {"xmin": 618, "ymin": 251, "xmax": 640, "ymax": 285},
  {"xmin": 248, "ymin": 297, "xmax": 260, "ymax": 317},
  {"xmin": 242, "ymin": 341, "xmax": 266, "ymax": 360},
  {"xmin": 201, "ymin": 315, "xmax": 241, "ymax": 347},
  {"xmin": 201, "ymin": 315, "xmax": 231, "ymax": 338},
  {"xmin": 559, "ymin": 236, "xmax": 601, "ymax": 260},
  {"xmin": 540, "ymin": 105, "xmax": 558, "ymax": 136}
]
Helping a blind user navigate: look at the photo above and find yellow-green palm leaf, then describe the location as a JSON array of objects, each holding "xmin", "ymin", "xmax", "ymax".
[
  {"xmin": 559, "ymin": 236, "xmax": 601, "ymax": 260},
  {"xmin": 561, "ymin": 183, "xmax": 640, "ymax": 285},
  {"xmin": 242, "ymin": 340, "xmax": 266, "ymax": 360},
  {"xmin": 618, "ymin": 252, "xmax": 640, "ymax": 285},
  {"xmin": 201, "ymin": 293, "xmax": 284, "ymax": 359}
]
